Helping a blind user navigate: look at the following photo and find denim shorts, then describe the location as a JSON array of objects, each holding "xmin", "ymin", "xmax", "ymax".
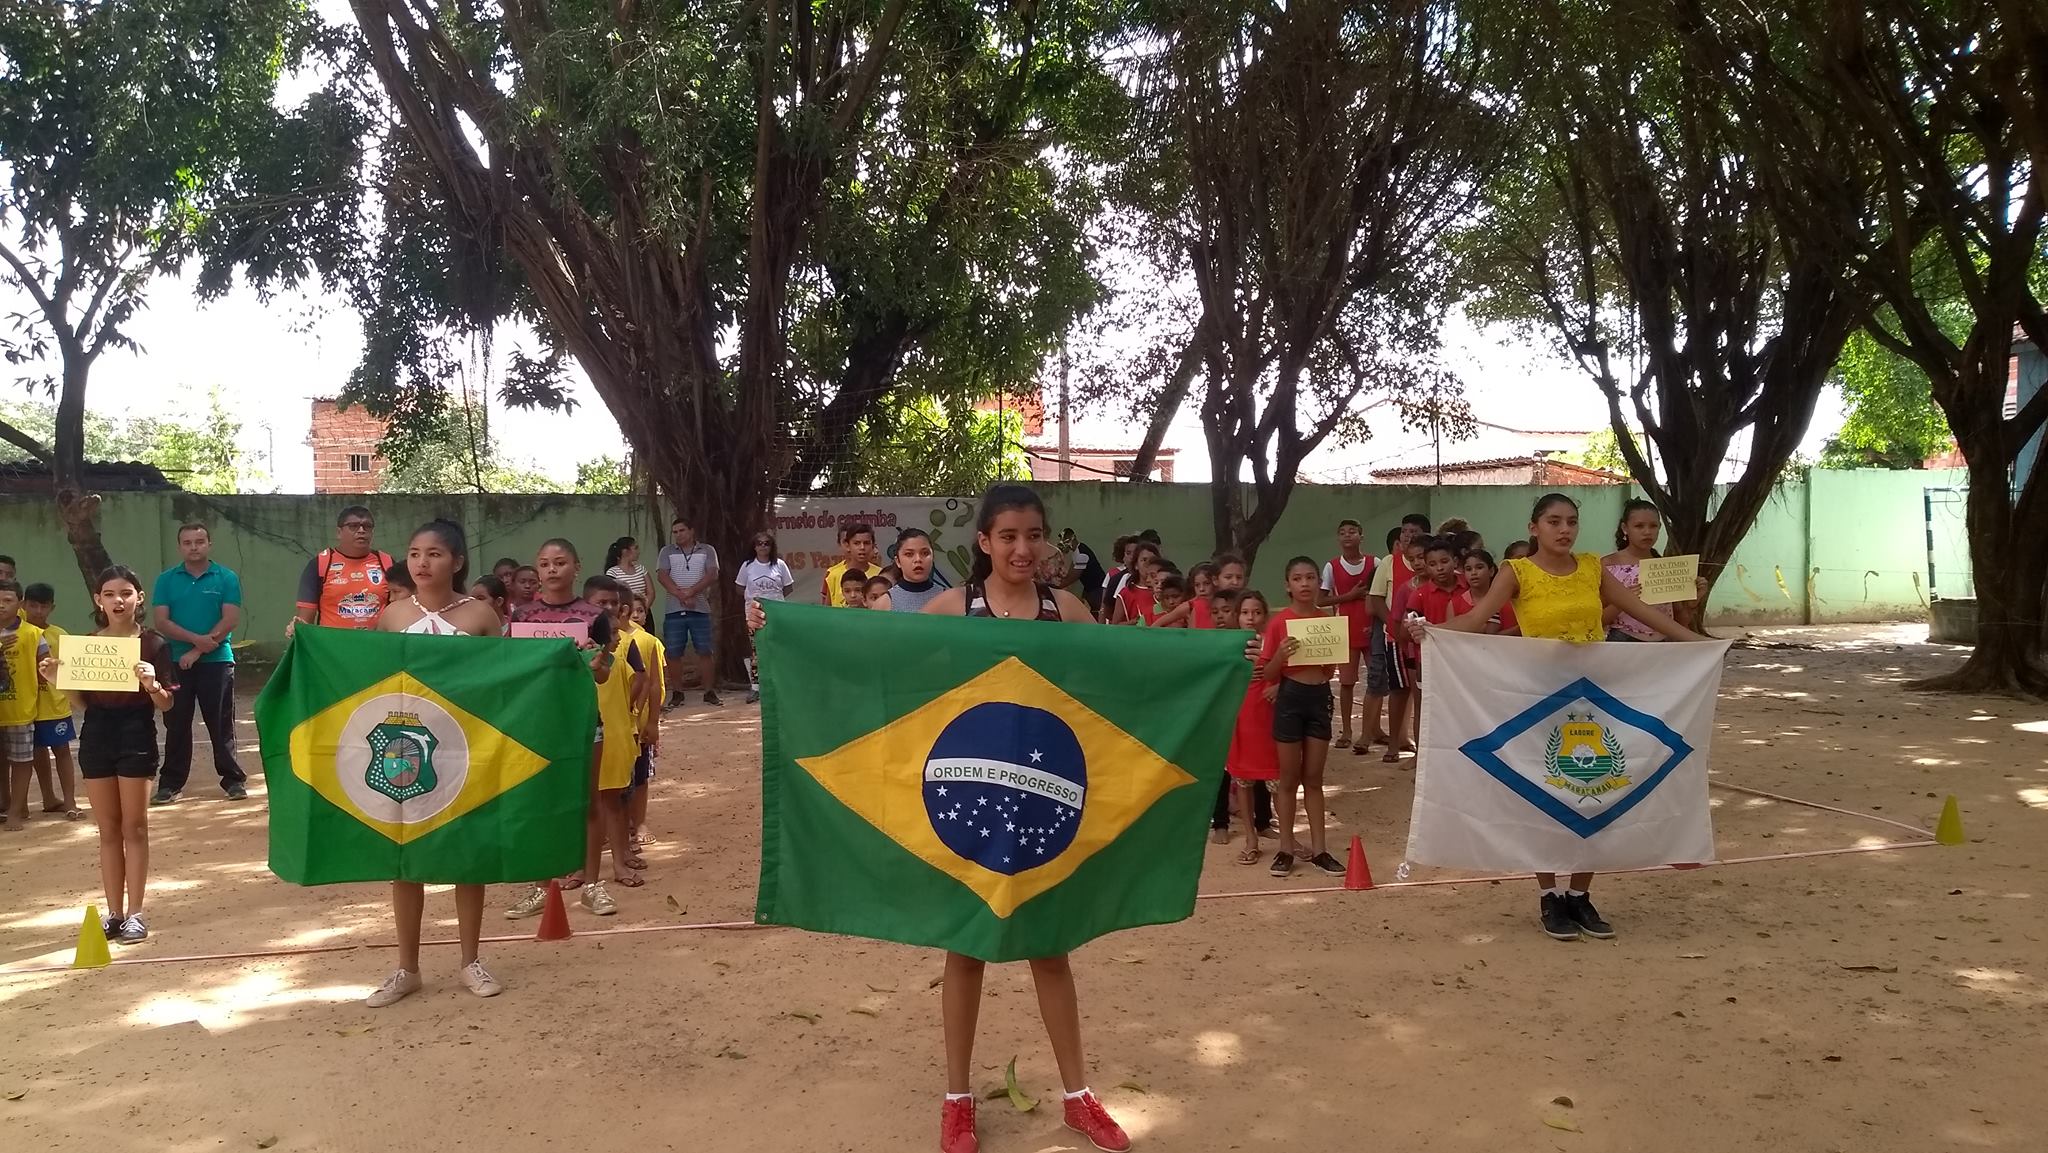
[{"xmin": 663, "ymin": 611, "xmax": 714, "ymax": 655}]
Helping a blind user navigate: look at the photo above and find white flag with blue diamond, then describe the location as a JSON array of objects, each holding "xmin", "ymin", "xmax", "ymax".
[{"xmin": 1407, "ymin": 630, "xmax": 1732, "ymax": 873}]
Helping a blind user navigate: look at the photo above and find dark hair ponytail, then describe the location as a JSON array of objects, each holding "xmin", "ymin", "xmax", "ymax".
[
  {"xmin": 967, "ymin": 482, "xmax": 1047, "ymax": 585},
  {"xmin": 1616, "ymin": 498, "xmax": 1660, "ymax": 550},
  {"xmin": 412, "ymin": 519, "xmax": 471, "ymax": 590},
  {"xmin": 604, "ymin": 536, "xmax": 635, "ymax": 571}
]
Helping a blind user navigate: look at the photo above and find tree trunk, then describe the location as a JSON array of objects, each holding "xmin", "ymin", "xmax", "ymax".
[
  {"xmin": 53, "ymin": 360, "xmax": 112, "ymax": 591},
  {"xmin": 1916, "ymin": 445, "xmax": 2048, "ymax": 693}
]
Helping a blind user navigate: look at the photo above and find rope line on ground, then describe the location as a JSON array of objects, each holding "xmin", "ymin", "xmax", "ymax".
[{"xmin": 0, "ymin": 780, "xmax": 1942, "ymax": 978}]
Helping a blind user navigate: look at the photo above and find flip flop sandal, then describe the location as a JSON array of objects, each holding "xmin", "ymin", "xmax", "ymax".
[
  {"xmin": 623, "ymin": 855, "xmax": 647, "ymax": 870},
  {"xmin": 1382, "ymin": 750, "xmax": 1400, "ymax": 764},
  {"xmin": 611, "ymin": 873, "xmax": 646, "ymax": 887},
  {"xmin": 1236, "ymin": 847, "xmax": 1262, "ymax": 866},
  {"xmin": 65, "ymin": 808, "xmax": 87, "ymax": 820},
  {"xmin": 1333, "ymin": 735, "xmax": 1352, "ymax": 749}
]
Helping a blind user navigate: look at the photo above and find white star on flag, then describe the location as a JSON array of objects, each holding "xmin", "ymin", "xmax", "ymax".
[{"xmin": 1029, "ymin": 749, "xmax": 1043, "ymax": 763}]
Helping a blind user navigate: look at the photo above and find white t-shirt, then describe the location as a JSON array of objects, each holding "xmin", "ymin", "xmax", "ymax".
[
  {"xmin": 658, "ymin": 543, "xmax": 718, "ymax": 613},
  {"xmin": 736, "ymin": 559, "xmax": 794, "ymax": 602},
  {"xmin": 1320, "ymin": 555, "xmax": 1370, "ymax": 592}
]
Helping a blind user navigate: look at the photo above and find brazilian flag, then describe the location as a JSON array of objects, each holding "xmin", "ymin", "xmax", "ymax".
[
  {"xmin": 756, "ymin": 603, "xmax": 1250, "ymax": 961},
  {"xmin": 257, "ymin": 629, "xmax": 596, "ymax": 885}
]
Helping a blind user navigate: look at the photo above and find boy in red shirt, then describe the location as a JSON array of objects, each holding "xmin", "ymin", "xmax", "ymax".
[{"xmin": 1317, "ymin": 518, "xmax": 1376, "ymax": 751}]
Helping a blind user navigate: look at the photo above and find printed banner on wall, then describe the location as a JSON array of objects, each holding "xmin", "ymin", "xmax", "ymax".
[
  {"xmin": 768, "ymin": 496, "xmax": 980, "ymax": 591},
  {"xmin": 1407, "ymin": 629, "xmax": 1732, "ymax": 873}
]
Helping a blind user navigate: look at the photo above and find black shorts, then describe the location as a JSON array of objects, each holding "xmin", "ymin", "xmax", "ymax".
[
  {"xmin": 78, "ymin": 707, "xmax": 159, "ymax": 780},
  {"xmin": 1272, "ymin": 679, "xmax": 1333, "ymax": 745}
]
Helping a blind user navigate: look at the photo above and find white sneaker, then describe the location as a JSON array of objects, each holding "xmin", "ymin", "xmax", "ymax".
[
  {"xmin": 504, "ymin": 885, "xmax": 548, "ymax": 919},
  {"xmin": 580, "ymin": 880, "xmax": 618, "ymax": 916},
  {"xmin": 459, "ymin": 959, "xmax": 504, "ymax": 998},
  {"xmin": 365, "ymin": 969, "xmax": 423, "ymax": 1007},
  {"xmin": 114, "ymin": 912, "xmax": 148, "ymax": 943}
]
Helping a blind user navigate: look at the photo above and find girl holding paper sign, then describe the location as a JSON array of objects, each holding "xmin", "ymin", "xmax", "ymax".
[
  {"xmin": 38, "ymin": 566, "xmax": 177, "ymax": 945},
  {"xmin": 1410, "ymin": 493, "xmax": 1707, "ymax": 942},
  {"xmin": 1603, "ymin": 499, "xmax": 1711, "ymax": 640}
]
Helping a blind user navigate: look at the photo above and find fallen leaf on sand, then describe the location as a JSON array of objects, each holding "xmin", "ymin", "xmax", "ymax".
[
  {"xmin": 1678, "ymin": 953, "xmax": 1706, "ymax": 960},
  {"xmin": 1552, "ymin": 1096, "xmax": 1574, "ymax": 1108},
  {"xmin": 867, "ymin": 984, "xmax": 897, "ymax": 994},
  {"xmin": 3, "ymin": 1090, "xmax": 25, "ymax": 1101},
  {"xmin": 983, "ymin": 1087, "xmax": 1009, "ymax": 1102},
  {"xmin": 335, "ymin": 1026, "xmax": 374, "ymax": 1037},
  {"xmin": 256, "ymin": 1138, "xmax": 278, "ymax": 1149},
  {"xmin": 716, "ymin": 1045, "xmax": 747, "ymax": 1060},
  {"xmin": 1117, "ymin": 1080, "xmax": 1146, "ymax": 1094},
  {"xmin": 1542, "ymin": 1116, "xmax": 1581, "ymax": 1133},
  {"xmin": 664, "ymin": 895, "xmax": 685, "ymax": 914},
  {"xmin": 929, "ymin": 975, "xmax": 946, "ymax": 988},
  {"xmin": 785, "ymin": 1012, "xmax": 820, "ymax": 1024},
  {"xmin": 1837, "ymin": 964, "xmax": 1898, "ymax": 973},
  {"xmin": 849, "ymin": 1007, "xmax": 880, "ymax": 1018},
  {"xmin": 1005, "ymin": 1058, "xmax": 1038, "ymax": 1113}
]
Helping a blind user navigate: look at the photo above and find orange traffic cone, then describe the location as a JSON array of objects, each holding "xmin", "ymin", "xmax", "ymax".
[
  {"xmin": 1344, "ymin": 836, "xmax": 1374, "ymax": 891},
  {"xmin": 535, "ymin": 881, "xmax": 573, "ymax": 941}
]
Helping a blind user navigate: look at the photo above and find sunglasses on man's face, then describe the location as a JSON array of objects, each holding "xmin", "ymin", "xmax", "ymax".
[{"xmin": 342, "ymin": 522, "xmax": 373, "ymax": 531}]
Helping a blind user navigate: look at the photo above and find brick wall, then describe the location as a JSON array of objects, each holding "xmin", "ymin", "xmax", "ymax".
[{"xmin": 309, "ymin": 400, "xmax": 388, "ymax": 494}]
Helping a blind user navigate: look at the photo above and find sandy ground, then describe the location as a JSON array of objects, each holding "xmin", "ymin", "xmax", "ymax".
[{"xmin": 1, "ymin": 623, "xmax": 2044, "ymax": 1153}]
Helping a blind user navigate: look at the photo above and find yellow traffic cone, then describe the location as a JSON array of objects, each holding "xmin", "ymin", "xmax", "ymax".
[
  {"xmin": 1935, "ymin": 796, "xmax": 1966, "ymax": 846},
  {"xmin": 73, "ymin": 905, "xmax": 111, "ymax": 969}
]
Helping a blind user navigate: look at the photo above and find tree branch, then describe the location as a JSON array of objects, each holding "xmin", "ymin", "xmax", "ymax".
[{"xmin": 0, "ymin": 418, "xmax": 54, "ymax": 464}]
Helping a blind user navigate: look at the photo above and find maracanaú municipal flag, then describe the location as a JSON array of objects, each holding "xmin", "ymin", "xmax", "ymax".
[
  {"xmin": 756, "ymin": 603, "xmax": 1249, "ymax": 962},
  {"xmin": 1408, "ymin": 629, "xmax": 1732, "ymax": 872},
  {"xmin": 257, "ymin": 628, "xmax": 595, "ymax": 885}
]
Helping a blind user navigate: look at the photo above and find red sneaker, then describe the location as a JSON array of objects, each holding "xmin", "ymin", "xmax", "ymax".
[
  {"xmin": 939, "ymin": 1097, "xmax": 978, "ymax": 1153},
  {"xmin": 1063, "ymin": 1091, "xmax": 1131, "ymax": 1152}
]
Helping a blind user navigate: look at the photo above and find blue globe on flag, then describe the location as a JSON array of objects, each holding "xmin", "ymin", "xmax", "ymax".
[{"xmin": 922, "ymin": 702, "xmax": 1088, "ymax": 876}]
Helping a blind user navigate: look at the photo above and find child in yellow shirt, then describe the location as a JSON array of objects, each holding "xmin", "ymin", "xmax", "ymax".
[{"xmin": 23, "ymin": 584, "xmax": 81, "ymax": 819}]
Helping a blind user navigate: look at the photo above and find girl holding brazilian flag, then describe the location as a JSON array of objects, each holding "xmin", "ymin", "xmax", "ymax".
[{"xmin": 749, "ymin": 483, "xmax": 1261, "ymax": 1153}]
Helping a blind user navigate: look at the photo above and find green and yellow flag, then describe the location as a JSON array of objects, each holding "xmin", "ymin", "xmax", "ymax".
[
  {"xmin": 756, "ymin": 603, "xmax": 1250, "ymax": 961},
  {"xmin": 257, "ymin": 628, "xmax": 596, "ymax": 885}
]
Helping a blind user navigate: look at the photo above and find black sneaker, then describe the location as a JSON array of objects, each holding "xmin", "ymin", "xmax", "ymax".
[
  {"xmin": 1308, "ymin": 851, "xmax": 1345, "ymax": 876},
  {"xmin": 224, "ymin": 783, "xmax": 248, "ymax": 800},
  {"xmin": 1539, "ymin": 893, "xmax": 1580, "ymax": 940},
  {"xmin": 702, "ymin": 690, "xmax": 723, "ymax": 706},
  {"xmin": 663, "ymin": 692, "xmax": 684, "ymax": 713},
  {"xmin": 150, "ymin": 789, "xmax": 178, "ymax": 806},
  {"xmin": 1565, "ymin": 892, "xmax": 1614, "ymax": 939},
  {"xmin": 1268, "ymin": 851, "xmax": 1296, "ymax": 878}
]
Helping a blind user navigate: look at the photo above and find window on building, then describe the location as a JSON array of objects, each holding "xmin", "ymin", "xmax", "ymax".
[{"xmin": 348, "ymin": 454, "xmax": 371, "ymax": 474}]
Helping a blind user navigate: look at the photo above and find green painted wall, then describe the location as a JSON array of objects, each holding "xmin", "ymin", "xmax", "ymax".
[{"xmin": 0, "ymin": 468, "xmax": 1960, "ymax": 658}]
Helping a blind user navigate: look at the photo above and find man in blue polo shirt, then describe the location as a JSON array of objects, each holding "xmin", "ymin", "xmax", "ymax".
[{"xmin": 150, "ymin": 522, "xmax": 248, "ymax": 803}]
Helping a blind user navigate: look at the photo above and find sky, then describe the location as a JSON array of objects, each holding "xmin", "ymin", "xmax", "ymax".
[{"xmin": 28, "ymin": 269, "xmax": 1848, "ymax": 493}]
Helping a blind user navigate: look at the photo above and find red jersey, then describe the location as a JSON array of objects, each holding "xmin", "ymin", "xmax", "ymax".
[
  {"xmin": 1452, "ymin": 588, "xmax": 1518, "ymax": 633},
  {"xmin": 1117, "ymin": 584, "xmax": 1158, "ymax": 624},
  {"xmin": 1410, "ymin": 580, "xmax": 1464, "ymax": 626},
  {"xmin": 1190, "ymin": 597, "xmax": 1215, "ymax": 629},
  {"xmin": 1323, "ymin": 554, "xmax": 1375, "ymax": 647}
]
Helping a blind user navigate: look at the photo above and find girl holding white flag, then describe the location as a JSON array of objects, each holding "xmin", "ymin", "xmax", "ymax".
[{"xmin": 1410, "ymin": 493, "xmax": 1707, "ymax": 941}]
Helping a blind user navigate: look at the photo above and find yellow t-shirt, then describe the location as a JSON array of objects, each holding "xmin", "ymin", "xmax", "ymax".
[
  {"xmin": 627, "ymin": 628, "xmax": 666, "ymax": 733},
  {"xmin": 595, "ymin": 634, "xmax": 639, "ymax": 791},
  {"xmin": 34, "ymin": 623, "xmax": 71, "ymax": 722},
  {"xmin": 1506, "ymin": 553, "xmax": 1605, "ymax": 643},
  {"xmin": 823, "ymin": 560, "xmax": 880, "ymax": 607},
  {"xmin": 0, "ymin": 622, "xmax": 46, "ymax": 727}
]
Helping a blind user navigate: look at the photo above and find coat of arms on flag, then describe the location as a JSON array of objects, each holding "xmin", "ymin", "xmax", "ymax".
[
  {"xmin": 754, "ymin": 603, "xmax": 1249, "ymax": 962},
  {"xmin": 257, "ymin": 629, "xmax": 597, "ymax": 886},
  {"xmin": 1408, "ymin": 630, "xmax": 1732, "ymax": 873}
]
